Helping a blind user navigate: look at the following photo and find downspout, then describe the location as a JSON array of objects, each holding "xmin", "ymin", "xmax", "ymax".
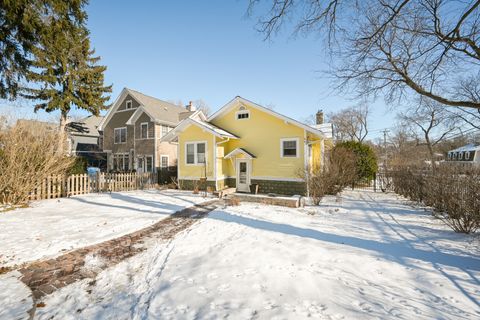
[{"xmin": 304, "ymin": 130, "xmax": 309, "ymax": 198}]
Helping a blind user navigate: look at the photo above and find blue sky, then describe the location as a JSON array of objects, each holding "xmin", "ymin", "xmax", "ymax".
[{"xmin": 2, "ymin": 0, "xmax": 397, "ymax": 139}]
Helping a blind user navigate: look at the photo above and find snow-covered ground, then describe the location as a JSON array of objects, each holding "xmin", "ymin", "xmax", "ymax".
[
  {"xmin": 3, "ymin": 190, "xmax": 480, "ymax": 319},
  {"xmin": 0, "ymin": 190, "xmax": 210, "ymax": 267}
]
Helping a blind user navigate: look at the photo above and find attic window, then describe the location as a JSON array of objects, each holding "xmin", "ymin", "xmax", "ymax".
[
  {"xmin": 126, "ymin": 100, "xmax": 132, "ymax": 109},
  {"xmin": 236, "ymin": 110, "xmax": 250, "ymax": 120}
]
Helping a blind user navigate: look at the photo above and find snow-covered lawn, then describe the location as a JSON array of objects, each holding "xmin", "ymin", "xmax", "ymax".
[
  {"xmin": 3, "ymin": 190, "xmax": 480, "ymax": 319},
  {"xmin": 0, "ymin": 190, "xmax": 210, "ymax": 267}
]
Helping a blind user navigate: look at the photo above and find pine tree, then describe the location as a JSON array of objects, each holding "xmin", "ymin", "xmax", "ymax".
[
  {"xmin": 22, "ymin": 14, "xmax": 111, "ymax": 138},
  {"xmin": 0, "ymin": 0, "xmax": 87, "ymax": 99}
]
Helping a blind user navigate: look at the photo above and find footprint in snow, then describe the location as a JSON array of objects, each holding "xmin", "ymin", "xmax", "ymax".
[
  {"xmin": 197, "ymin": 286, "xmax": 208, "ymax": 294},
  {"xmin": 252, "ymin": 283, "xmax": 267, "ymax": 292},
  {"xmin": 263, "ymin": 300, "xmax": 278, "ymax": 310},
  {"xmin": 217, "ymin": 284, "xmax": 231, "ymax": 292},
  {"xmin": 176, "ymin": 304, "xmax": 189, "ymax": 314},
  {"xmin": 207, "ymin": 273, "xmax": 218, "ymax": 280}
]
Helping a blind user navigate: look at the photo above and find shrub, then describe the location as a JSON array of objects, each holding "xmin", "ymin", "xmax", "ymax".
[
  {"xmin": 305, "ymin": 147, "xmax": 357, "ymax": 205},
  {"xmin": 68, "ymin": 156, "xmax": 88, "ymax": 175},
  {"xmin": 0, "ymin": 121, "xmax": 74, "ymax": 205},
  {"xmin": 390, "ymin": 166, "xmax": 480, "ymax": 233},
  {"xmin": 335, "ymin": 141, "xmax": 378, "ymax": 182}
]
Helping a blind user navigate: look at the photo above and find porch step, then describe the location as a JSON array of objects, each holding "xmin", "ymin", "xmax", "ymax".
[{"xmin": 213, "ymin": 187, "xmax": 236, "ymax": 199}]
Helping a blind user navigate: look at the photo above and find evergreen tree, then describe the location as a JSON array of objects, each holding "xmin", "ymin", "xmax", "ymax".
[
  {"xmin": 335, "ymin": 141, "xmax": 378, "ymax": 182},
  {"xmin": 0, "ymin": 0, "xmax": 87, "ymax": 99},
  {"xmin": 22, "ymin": 15, "xmax": 111, "ymax": 136}
]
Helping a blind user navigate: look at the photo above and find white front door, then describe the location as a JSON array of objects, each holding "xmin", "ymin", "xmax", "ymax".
[{"xmin": 236, "ymin": 160, "xmax": 250, "ymax": 192}]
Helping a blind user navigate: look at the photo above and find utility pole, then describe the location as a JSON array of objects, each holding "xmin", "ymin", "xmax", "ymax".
[{"xmin": 381, "ymin": 129, "xmax": 390, "ymax": 172}]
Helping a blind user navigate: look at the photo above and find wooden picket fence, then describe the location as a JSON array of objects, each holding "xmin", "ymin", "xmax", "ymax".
[{"xmin": 29, "ymin": 172, "xmax": 158, "ymax": 200}]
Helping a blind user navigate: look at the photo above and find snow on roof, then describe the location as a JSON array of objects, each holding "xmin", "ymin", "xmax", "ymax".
[{"xmin": 448, "ymin": 144, "xmax": 480, "ymax": 153}]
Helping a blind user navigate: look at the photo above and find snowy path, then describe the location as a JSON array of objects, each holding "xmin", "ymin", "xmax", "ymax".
[{"xmin": 3, "ymin": 190, "xmax": 480, "ymax": 319}]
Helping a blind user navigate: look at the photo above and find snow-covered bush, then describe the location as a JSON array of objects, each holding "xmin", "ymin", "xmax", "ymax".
[
  {"xmin": 0, "ymin": 121, "xmax": 74, "ymax": 206},
  {"xmin": 390, "ymin": 166, "xmax": 480, "ymax": 233}
]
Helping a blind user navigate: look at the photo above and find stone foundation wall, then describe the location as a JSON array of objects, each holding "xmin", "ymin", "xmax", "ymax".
[
  {"xmin": 250, "ymin": 179, "xmax": 306, "ymax": 196},
  {"xmin": 178, "ymin": 179, "xmax": 216, "ymax": 191}
]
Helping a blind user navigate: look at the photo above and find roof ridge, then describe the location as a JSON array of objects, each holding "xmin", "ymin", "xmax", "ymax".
[{"xmin": 125, "ymin": 88, "xmax": 184, "ymax": 109}]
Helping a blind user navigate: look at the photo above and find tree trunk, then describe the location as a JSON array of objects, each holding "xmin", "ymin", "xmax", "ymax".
[{"xmin": 58, "ymin": 110, "xmax": 68, "ymax": 154}]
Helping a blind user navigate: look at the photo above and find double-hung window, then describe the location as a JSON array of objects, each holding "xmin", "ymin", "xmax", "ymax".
[
  {"xmin": 281, "ymin": 138, "xmax": 299, "ymax": 158},
  {"xmin": 186, "ymin": 142, "xmax": 206, "ymax": 165},
  {"xmin": 160, "ymin": 155, "xmax": 169, "ymax": 168},
  {"xmin": 140, "ymin": 123, "xmax": 148, "ymax": 139},
  {"xmin": 161, "ymin": 125, "xmax": 170, "ymax": 137},
  {"xmin": 114, "ymin": 127, "xmax": 127, "ymax": 144}
]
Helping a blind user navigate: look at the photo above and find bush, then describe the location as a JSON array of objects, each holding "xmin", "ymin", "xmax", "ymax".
[
  {"xmin": 68, "ymin": 156, "xmax": 88, "ymax": 175},
  {"xmin": 306, "ymin": 147, "xmax": 357, "ymax": 205},
  {"xmin": 0, "ymin": 121, "xmax": 74, "ymax": 205},
  {"xmin": 390, "ymin": 166, "xmax": 480, "ymax": 233},
  {"xmin": 335, "ymin": 141, "xmax": 378, "ymax": 182}
]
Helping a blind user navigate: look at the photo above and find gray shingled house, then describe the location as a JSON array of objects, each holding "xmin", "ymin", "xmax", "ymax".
[{"xmin": 98, "ymin": 88, "xmax": 194, "ymax": 174}]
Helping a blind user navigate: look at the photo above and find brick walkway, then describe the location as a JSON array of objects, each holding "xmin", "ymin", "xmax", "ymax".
[{"xmin": 18, "ymin": 200, "xmax": 220, "ymax": 306}]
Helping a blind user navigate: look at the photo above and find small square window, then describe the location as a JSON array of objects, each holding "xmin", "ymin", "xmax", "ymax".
[
  {"xmin": 236, "ymin": 111, "xmax": 249, "ymax": 120},
  {"xmin": 126, "ymin": 100, "xmax": 132, "ymax": 109}
]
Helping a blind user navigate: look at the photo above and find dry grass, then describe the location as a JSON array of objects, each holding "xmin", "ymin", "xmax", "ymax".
[{"xmin": 0, "ymin": 120, "xmax": 74, "ymax": 205}]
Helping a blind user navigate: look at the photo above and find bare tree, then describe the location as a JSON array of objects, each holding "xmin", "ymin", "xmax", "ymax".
[
  {"xmin": 193, "ymin": 99, "xmax": 212, "ymax": 116},
  {"xmin": 398, "ymin": 99, "xmax": 459, "ymax": 171},
  {"xmin": 248, "ymin": 0, "xmax": 480, "ymax": 110},
  {"xmin": 330, "ymin": 104, "xmax": 369, "ymax": 142}
]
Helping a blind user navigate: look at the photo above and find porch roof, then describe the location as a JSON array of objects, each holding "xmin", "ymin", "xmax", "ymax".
[{"xmin": 224, "ymin": 148, "xmax": 256, "ymax": 159}]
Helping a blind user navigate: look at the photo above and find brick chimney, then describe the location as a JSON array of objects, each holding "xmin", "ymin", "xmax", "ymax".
[
  {"xmin": 316, "ymin": 110, "xmax": 324, "ymax": 125},
  {"xmin": 186, "ymin": 101, "xmax": 196, "ymax": 112}
]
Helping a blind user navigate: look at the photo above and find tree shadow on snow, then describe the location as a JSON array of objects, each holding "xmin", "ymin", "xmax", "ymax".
[{"xmin": 209, "ymin": 210, "xmax": 480, "ymax": 310}]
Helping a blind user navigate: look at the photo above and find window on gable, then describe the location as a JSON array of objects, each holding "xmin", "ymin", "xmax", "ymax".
[
  {"xmin": 114, "ymin": 127, "xmax": 127, "ymax": 144},
  {"xmin": 281, "ymin": 139, "xmax": 298, "ymax": 157},
  {"xmin": 126, "ymin": 100, "xmax": 132, "ymax": 109},
  {"xmin": 141, "ymin": 123, "xmax": 148, "ymax": 139},
  {"xmin": 236, "ymin": 111, "xmax": 250, "ymax": 120}
]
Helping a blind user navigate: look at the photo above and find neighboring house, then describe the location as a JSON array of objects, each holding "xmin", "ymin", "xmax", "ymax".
[
  {"xmin": 162, "ymin": 96, "xmax": 333, "ymax": 196},
  {"xmin": 445, "ymin": 144, "xmax": 480, "ymax": 167},
  {"xmin": 67, "ymin": 115, "xmax": 107, "ymax": 169},
  {"xmin": 98, "ymin": 87, "xmax": 194, "ymax": 173}
]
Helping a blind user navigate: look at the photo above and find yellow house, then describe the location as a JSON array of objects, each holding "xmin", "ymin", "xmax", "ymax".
[{"xmin": 162, "ymin": 96, "xmax": 333, "ymax": 196}]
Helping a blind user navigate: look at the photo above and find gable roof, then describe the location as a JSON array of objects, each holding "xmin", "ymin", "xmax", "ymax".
[
  {"xmin": 208, "ymin": 96, "xmax": 327, "ymax": 138},
  {"xmin": 98, "ymin": 87, "xmax": 190, "ymax": 130},
  {"xmin": 161, "ymin": 117, "xmax": 239, "ymax": 143},
  {"xmin": 68, "ymin": 115, "xmax": 103, "ymax": 137},
  {"xmin": 224, "ymin": 148, "xmax": 256, "ymax": 159}
]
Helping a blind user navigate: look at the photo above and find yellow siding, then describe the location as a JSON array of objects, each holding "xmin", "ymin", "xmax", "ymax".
[
  {"xmin": 178, "ymin": 124, "xmax": 215, "ymax": 179},
  {"xmin": 211, "ymin": 103, "xmax": 306, "ymax": 179}
]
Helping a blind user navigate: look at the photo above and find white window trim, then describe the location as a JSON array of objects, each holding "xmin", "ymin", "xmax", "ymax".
[
  {"xmin": 465, "ymin": 151, "xmax": 470, "ymax": 160},
  {"xmin": 459, "ymin": 152, "xmax": 463, "ymax": 160},
  {"xmin": 114, "ymin": 127, "xmax": 127, "ymax": 144},
  {"xmin": 160, "ymin": 155, "xmax": 169, "ymax": 168},
  {"xmin": 185, "ymin": 141, "xmax": 207, "ymax": 166},
  {"xmin": 126, "ymin": 100, "xmax": 133, "ymax": 109},
  {"xmin": 280, "ymin": 137, "xmax": 300, "ymax": 158},
  {"xmin": 140, "ymin": 122, "xmax": 149, "ymax": 139},
  {"xmin": 235, "ymin": 110, "xmax": 250, "ymax": 120},
  {"xmin": 161, "ymin": 125, "xmax": 170, "ymax": 138}
]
